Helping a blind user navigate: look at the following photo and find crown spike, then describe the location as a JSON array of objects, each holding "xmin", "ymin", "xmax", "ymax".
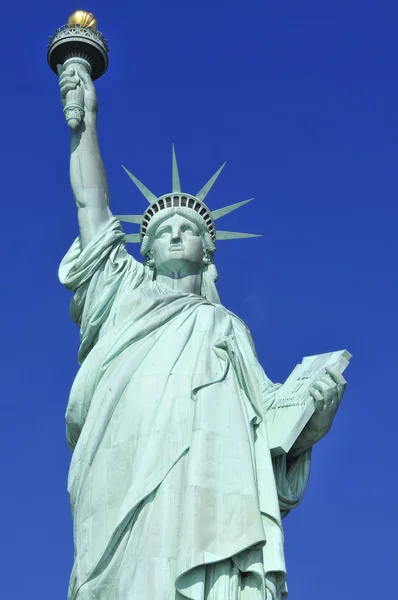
[
  {"xmin": 196, "ymin": 162, "xmax": 226, "ymax": 201},
  {"xmin": 115, "ymin": 214, "xmax": 143, "ymax": 224},
  {"xmin": 216, "ymin": 231, "xmax": 262, "ymax": 240},
  {"xmin": 172, "ymin": 144, "xmax": 181, "ymax": 193},
  {"xmin": 121, "ymin": 165, "xmax": 158, "ymax": 204},
  {"xmin": 124, "ymin": 233, "xmax": 142, "ymax": 243},
  {"xmin": 212, "ymin": 198, "xmax": 254, "ymax": 221}
]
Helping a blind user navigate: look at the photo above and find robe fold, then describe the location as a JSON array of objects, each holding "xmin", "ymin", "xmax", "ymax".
[{"xmin": 59, "ymin": 218, "xmax": 311, "ymax": 600}]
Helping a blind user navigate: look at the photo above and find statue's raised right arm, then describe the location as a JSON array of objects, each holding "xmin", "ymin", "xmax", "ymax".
[{"xmin": 59, "ymin": 65, "xmax": 111, "ymax": 249}]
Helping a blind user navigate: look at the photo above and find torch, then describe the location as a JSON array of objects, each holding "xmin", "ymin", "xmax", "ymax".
[{"xmin": 47, "ymin": 10, "xmax": 109, "ymax": 130}]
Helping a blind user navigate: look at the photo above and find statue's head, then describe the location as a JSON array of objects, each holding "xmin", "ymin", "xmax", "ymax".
[
  {"xmin": 139, "ymin": 204, "xmax": 219, "ymax": 301},
  {"xmin": 139, "ymin": 192, "xmax": 215, "ymax": 272},
  {"xmin": 141, "ymin": 212, "xmax": 215, "ymax": 275},
  {"xmin": 117, "ymin": 146, "xmax": 261, "ymax": 302}
]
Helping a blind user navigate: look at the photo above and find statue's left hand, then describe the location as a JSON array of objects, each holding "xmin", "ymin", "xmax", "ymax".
[
  {"xmin": 304, "ymin": 366, "xmax": 347, "ymax": 444},
  {"xmin": 288, "ymin": 366, "xmax": 347, "ymax": 458}
]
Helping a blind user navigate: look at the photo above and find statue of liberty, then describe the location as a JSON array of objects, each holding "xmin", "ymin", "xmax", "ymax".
[{"xmin": 57, "ymin": 56, "xmax": 347, "ymax": 600}]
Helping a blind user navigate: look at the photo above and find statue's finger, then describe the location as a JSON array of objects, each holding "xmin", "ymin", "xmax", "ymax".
[
  {"xmin": 59, "ymin": 73, "xmax": 80, "ymax": 83},
  {"xmin": 77, "ymin": 66, "xmax": 95, "ymax": 91},
  {"xmin": 59, "ymin": 77, "xmax": 80, "ymax": 91},
  {"xmin": 60, "ymin": 80, "xmax": 79, "ymax": 91},
  {"xmin": 325, "ymin": 366, "xmax": 347, "ymax": 386},
  {"xmin": 56, "ymin": 64, "xmax": 64, "ymax": 77},
  {"xmin": 309, "ymin": 386, "xmax": 323, "ymax": 399},
  {"xmin": 60, "ymin": 82, "xmax": 80, "ymax": 96},
  {"xmin": 335, "ymin": 383, "xmax": 346, "ymax": 402},
  {"xmin": 319, "ymin": 374, "xmax": 335, "ymax": 388},
  {"xmin": 322, "ymin": 383, "xmax": 344, "ymax": 410},
  {"xmin": 312, "ymin": 380, "xmax": 330, "ymax": 394},
  {"xmin": 59, "ymin": 68, "xmax": 75, "ymax": 80},
  {"xmin": 309, "ymin": 387, "xmax": 325, "ymax": 411}
]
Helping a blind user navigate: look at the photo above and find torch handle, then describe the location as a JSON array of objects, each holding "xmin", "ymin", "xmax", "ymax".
[{"xmin": 58, "ymin": 58, "xmax": 92, "ymax": 131}]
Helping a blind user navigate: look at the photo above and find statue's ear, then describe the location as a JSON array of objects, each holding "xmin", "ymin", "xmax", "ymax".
[{"xmin": 145, "ymin": 249, "xmax": 155, "ymax": 269}]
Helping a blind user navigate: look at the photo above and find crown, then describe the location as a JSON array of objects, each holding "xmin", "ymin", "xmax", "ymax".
[{"xmin": 117, "ymin": 146, "xmax": 261, "ymax": 244}]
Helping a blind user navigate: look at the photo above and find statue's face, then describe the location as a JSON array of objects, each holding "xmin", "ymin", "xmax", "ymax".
[{"xmin": 151, "ymin": 214, "xmax": 204, "ymax": 275}]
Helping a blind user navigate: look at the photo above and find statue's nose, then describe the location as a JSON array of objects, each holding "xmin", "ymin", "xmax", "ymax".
[{"xmin": 171, "ymin": 228, "xmax": 182, "ymax": 242}]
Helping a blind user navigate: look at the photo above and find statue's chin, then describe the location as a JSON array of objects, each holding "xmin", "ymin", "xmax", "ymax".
[{"xmin": 156, "ymin": 256, "xmax": 202, "ymax": 278}]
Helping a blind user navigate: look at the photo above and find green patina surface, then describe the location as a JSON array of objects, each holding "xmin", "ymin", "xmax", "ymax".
[{"xmin": 57, "ymin": 62, "xmax": 348, "ymax": 600}]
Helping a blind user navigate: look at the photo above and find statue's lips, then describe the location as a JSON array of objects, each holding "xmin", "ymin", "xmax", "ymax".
[{"xmin": 169, "ymin": 245, "xmax": 184, "ymax": 252}]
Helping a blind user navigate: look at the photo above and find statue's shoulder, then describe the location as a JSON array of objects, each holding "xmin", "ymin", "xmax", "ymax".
[
  {"xmin": 224, "ymin": 307, "xmax": 250, "ymax": 332},
  {"xmin": 221, "ymin": 307, "xmax": 258, "ymax": 357}
]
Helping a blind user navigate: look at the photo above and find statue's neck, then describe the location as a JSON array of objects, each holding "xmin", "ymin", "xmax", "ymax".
[{"xmin": 154, "ymin": 271, "xmax": 202, "ymax": 296}]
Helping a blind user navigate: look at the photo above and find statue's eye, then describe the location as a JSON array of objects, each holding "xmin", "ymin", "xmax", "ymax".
[
  {"xmin": 182, "ymin": 225, "xmax": 197, "ymax": 236},
  {"xmin": 156, "ymin": 228, "xmax": 170, "ymax": 239}
]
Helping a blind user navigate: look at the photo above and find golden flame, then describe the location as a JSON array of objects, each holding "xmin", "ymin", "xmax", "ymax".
[{"xmin": 67, "ymin": 10, "xmax": 97, "ymax": 31}]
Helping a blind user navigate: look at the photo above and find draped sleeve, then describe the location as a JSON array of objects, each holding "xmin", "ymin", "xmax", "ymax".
[
  {"xmin": 58, "ymin": 217, "xmax": 145, "ymax": 363},
  {"xmin": 272, "ymin": 449, "xmax": 312, "ymax": 518}
]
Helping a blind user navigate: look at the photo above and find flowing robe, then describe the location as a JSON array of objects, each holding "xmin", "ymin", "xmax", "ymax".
[{"xmin": 59, "ymin": 218, "xmax": 312, "ymax": 600}]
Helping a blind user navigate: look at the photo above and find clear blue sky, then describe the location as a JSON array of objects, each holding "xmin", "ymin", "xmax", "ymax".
[{"xmin": 1, "ymin": 1, "xmax": 397, "ymax": 598}]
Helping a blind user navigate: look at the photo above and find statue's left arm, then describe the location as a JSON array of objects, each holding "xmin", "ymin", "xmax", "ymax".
[{"xmin": 262, "ymin": 366, "xmax": 346, "ymax": 517}]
